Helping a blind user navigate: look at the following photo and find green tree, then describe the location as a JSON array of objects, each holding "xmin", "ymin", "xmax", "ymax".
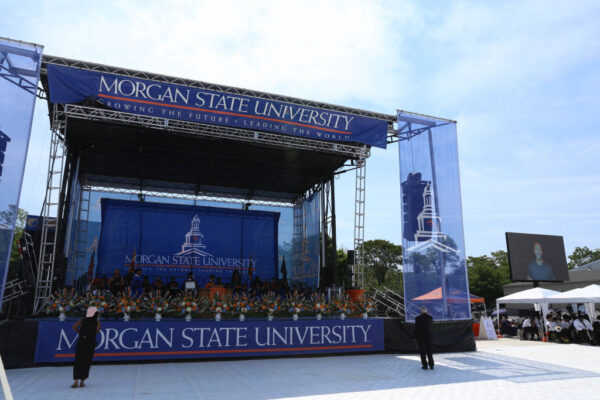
[
  {"xmin": 567, "ymin": 246, "xmax": 600, "ymax": 269},
  {"xmin": 1, "ymin": 207, "xmax": 28, "ymax": 281},
  {"xmin": 362, "ymin": 239, "xmax": 403, "ymax": 291},
  {"xmin": 466, "ymin": 250, "xmax": 510, "ymax": 305}
]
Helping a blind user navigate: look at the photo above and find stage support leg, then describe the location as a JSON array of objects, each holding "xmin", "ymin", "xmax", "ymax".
[
  {"xmin": 34, "ymin": 123, "xmax": 66, "ymax": 314},
  {"xmin": 353, "ymin": 157, "xmax": 366, "ymax": 288},
  {"xmin": 0, "ymin": 355, "xmax": 14, "ymax": 400},
  {"xmin": 320, "ymin": 183, "xmax": 327, "ymax": 280}
]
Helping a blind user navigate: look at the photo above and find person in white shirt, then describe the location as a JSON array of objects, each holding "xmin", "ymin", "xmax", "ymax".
[
  {"xmin": 559, "ymin": 315, "xmax": 571, "ymax": 330},
  {"xmin": 573, "ymin": 314, "xmax": 593, "ymax": 343},
  {"xmin": 522, "ymin": 316, "xmax": 540, "ymax": 340}
]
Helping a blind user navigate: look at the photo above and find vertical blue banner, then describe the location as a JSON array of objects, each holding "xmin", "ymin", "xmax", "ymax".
[
  {"xmin": 0, "ymin": 38, "xmax": 43, "ymax": 311},
  {"xmin": 398, "ymin": 112, "xmax": 471, "ymax": 322},
  {"xmin": 291, "ymin": 192, "xmax": 320, "ymax": 287}
]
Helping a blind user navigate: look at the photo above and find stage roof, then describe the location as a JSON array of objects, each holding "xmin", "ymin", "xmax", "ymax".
[
  {"xmin": 65, "ymin": 117, "xmax": 349, "ymax": 203},
  {"xmin": 39, "ymin": 55, "xmax": 401, "ymax": 204}
]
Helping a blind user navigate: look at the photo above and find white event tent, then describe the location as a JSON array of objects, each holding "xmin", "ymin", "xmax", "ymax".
[
  {"xmin": 547, "ymin": 284, "xmax": 600, "ymax": 320},
  {"xmin": 495, "ymin": 287, "xmax": 560, "ymax": 331}
]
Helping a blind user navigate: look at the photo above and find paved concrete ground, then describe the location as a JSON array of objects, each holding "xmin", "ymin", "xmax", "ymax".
[{"xmin": 3, "ymin": 339, "xmax": 600, "ymax": 399}]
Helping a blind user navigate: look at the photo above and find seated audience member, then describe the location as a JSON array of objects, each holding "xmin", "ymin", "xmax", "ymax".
[
  {"xmin": 109, "ymin": 269, "xmax": 125, "ymax": 295},
  {"xmin": 547, "ymin": 316, "xmax": 562, "ymax": 342},
  {"xmin": 500, "ymin": 315, "xmax": 517, "ymax": 336},
  {"xmin": 522, "ymin": 315, "xmax": 540, "ymax": 340},
  {"xmin": 167, "ymin": 276, "xmax": 180, "ymax": 297},
  {"xmin": 182, "ymin": 272, "xmax": 197, "ymax": 292},
  {"xmin": 573, "ymin": 314, "xmax": 594, "ymax": 344},
  {"xmin": 560, "ymin": 314, "xmax": 571, "ymax": 330},
  {"xmin": 593, "ymin": 319, "xmax": 600, "ymax": 344},
  {"xmin": 546, "ymin": 317, "xmax": 558, "ymax": 331},
  {"xmin": 130, "ymin": 269, "xmax": 144, "ymax": 298},
  {"xmin": 153, "ymin": 277, "xmax": 165, "ymax": 296}
]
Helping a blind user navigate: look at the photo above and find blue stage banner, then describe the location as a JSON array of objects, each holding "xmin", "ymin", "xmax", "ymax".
[
  {"xmin": 97, "ymin": 199, "xmax": 280, "ymax": 284},
  {"xmin": 0, "ymin": 38, "xmax": 43, "ymax": 312},
  {"xmin": 291, "ymin": 192, "xmax": 320, "ymax": 287},
  {"xmin": 46, "ymin": 64, "xmax": 388, "ymax": 149},
  {"xmin": 34, "ymin": 318, "xmax": 384, "ymax": 363}
]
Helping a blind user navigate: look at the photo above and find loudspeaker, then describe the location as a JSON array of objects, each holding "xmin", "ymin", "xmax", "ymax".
[{"xmin": 347, "ymin": 250, "xmax": 355, "ymax": 265}]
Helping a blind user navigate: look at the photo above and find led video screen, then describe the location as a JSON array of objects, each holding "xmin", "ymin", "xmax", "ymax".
[{"xmin": 505, "ymin": 232, "xmax": 569, "ymax": 282}]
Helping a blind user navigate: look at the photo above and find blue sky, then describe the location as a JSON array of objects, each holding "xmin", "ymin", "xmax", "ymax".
[{"xmin": 2, "ymin": 0, "xmax": 600, "ymax": 258}]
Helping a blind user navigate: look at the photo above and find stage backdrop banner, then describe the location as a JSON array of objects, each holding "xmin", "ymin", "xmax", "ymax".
[
  {"xmin": 0, "ymin": 38, "xmax": 43, "ymax": 312},
  {"xmin": 97, "ymin": 199, "xmax": 279, "ymax": 283},
  {"xmin": 34, "ymin": 318, "xmax": 384, "ymax": 363},
  {"xmin": 46, "ymin": 64, "xmax": 388, "ymax": 149}
]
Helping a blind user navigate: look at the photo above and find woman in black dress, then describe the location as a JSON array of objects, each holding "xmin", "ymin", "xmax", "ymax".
[{"xmin": 71, "ymin": 306, "xmax": 101, "ymax": 388}]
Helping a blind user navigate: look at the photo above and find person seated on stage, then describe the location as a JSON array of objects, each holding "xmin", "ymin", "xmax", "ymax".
[
  {"xmin": 205, "ymin": 274, "xmax": 216, "ymax": 289},
  {"xmin": 251, "ymin": 276, "xmax": 262, "ymax": 297},
  {"xmin": 573, "ymin": 314, "xmax": 594, "ymax": 344},
  {"xmin": 130, "ymin": 269, "xmax": 144, "ymax": 298},
  {"xmin": 153, "ymin": 277, "xmax": 165, "ymax": 296},
  {"xmin": 500, "ymin": 315, "xmax": 517, "ymax": 337},
  {"xmin": 214, "ymin": 277, "xmax": 224, "ymax": 288},
  {"xmin": 280, "ymin": 279, "xmax": 290, "ymax": 298},
  {"xmin": 231, "ymin": 269, "xmax": 242, "ymax": 292},
  {"xmin": 521, "ymin": 315, "xmax": 541, "ymax": 340},
  {"xmin": 167, "ymin": 276, "xmax": 180, "ymax": 297},
  {"xmin": 108, "ymin": 269, "xmax": 125, "ymax": 295},
  {"xmin": 90, "ymin": 275, "xmax": 107, "ymax": 292},
  {"xmin": 182, "ymin": 272, "xmax": 197, "ymax": 292},
  {"xmin": 143, "ymin": 276, "xmax": 153, "ymax": 295}
]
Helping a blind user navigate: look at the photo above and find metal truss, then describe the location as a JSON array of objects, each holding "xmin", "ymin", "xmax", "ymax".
[
  {"xmin": 57, "ymin": 104, "xmax": 371, "ymax": 159},
  {"xmin": 72, "ymin": 186, "xmax": 91, "ymax": 287},
  {"xmin": 34, "ymin": 126, "xmax": 66, "ymax": 314},
  {"xmin": 0, "ymin": 38, "xmax": 42, "ymax": 96},
  {"xmin": 84, "ymin": 185, "xmax": 296, "ymax": 208},
  {"xmin": 395, "ymin": 111, "xmax": 454, "ymax": 142},
  {"xmin": 1, "ymin": 279, "xmax": 28, "ymax": 304},
  {"xmin": 42, "ymin": 55, "xmax": 397, "ymax": 126},
  {"xmin": 353, "ymin": 157, "xmax": 367, "ymax": 288}
]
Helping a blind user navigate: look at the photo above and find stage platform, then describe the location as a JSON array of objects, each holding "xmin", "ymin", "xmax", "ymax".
[
  {"xmin": 0, "ymin": 318, "xmax": 474, "ymax": 369},
  {"xmin": 4, "ymin": 340, "xmax": 600, "ymax": 400}
]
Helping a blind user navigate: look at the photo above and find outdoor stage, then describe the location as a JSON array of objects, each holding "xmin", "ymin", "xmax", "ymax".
[
  {"xmin": 4, "ymin": 339, "xmax": 599, "ymax": 400},
  {"xmin": 2, "ymin": 41, "xmax": 476, "ymax": 387},
  {"xmin": 0, "ymin": 318, "xmax": 474, "ymax": 369}
]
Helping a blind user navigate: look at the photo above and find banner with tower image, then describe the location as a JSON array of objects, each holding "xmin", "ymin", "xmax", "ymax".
[
  {"xmin": 398, "ymin": 111, "xmax": 471, "ymax": 322},
  {"xmin": 96, "ymin": 199, "xmax": 279, "ymax": 286}
]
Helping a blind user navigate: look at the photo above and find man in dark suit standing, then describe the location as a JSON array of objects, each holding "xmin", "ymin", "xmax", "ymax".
[{"xmin": 415, "ymin": 306, "xmax": 434, "ymax": 370}]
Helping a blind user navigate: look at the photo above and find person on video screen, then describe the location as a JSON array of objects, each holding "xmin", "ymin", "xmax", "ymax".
[{"xmin": 527, "ymin": 242, "xmax": 555, "ymax": 281}]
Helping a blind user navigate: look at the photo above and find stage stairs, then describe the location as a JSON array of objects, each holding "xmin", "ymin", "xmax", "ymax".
[{"xmin": 371, "ymin": 287, "xmax": 406, "ymax": 319}]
